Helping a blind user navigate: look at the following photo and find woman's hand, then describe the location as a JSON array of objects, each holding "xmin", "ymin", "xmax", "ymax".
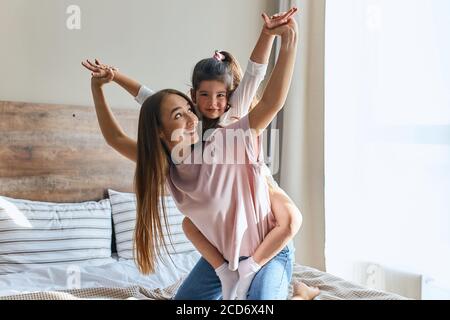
[
  {"xmin": 262, "ymin": 7, "xmax": 299, "ymax": 37},
  {"xmin": 81, "ymin": 59, "xmax": 117, "ymax": 87}
]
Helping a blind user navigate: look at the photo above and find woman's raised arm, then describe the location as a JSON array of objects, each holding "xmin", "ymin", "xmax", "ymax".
[
  {"xmin": 89, "ymin": 68, "xmax": 138, "ymax": 162},
  {"xmin": 82, "ymin": 59, "xmax": 152, "ymax": 103}
]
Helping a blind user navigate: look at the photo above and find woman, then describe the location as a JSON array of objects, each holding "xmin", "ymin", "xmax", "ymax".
[{"xmin": 86, "ymin": 11, "xmax": 318, "ymax": 300}]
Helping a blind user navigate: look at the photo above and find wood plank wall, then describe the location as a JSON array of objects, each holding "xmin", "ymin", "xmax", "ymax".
[{"xmin": 0, "ymin": 101, "xmax": 140, "ymax": 202}]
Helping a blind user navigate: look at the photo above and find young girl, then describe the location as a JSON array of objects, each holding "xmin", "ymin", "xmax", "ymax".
[{"xmin": 83, "ymin": 8, "xmax": 319, "ymax": 300}]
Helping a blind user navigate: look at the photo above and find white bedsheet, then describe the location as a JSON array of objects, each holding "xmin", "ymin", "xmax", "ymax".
[{"xmin": 0, "ymin": 252, "xmax": 201, "ymax": 297}]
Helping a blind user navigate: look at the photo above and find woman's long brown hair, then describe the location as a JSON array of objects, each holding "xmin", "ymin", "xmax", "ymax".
[{"xmin": 134, "ymin": 89, "xmax": 195, "ymax": 274}]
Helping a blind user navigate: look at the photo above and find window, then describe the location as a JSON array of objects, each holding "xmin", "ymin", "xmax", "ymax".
[{"xmin": 325, "ymin": 0, "xmax": 450, "ymax": 296}]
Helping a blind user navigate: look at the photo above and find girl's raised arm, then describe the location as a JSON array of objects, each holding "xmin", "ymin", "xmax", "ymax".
[
  {"xmin": 227, "ymin": 8, "xmax": 298, "ymax": 122},
  {"xmin": 250, "ymin": 7, "xmax": 298, "ymax": 64},
  {"xmin": 248, "ymin": 17, "xmax": 298, "ymax": 135}
]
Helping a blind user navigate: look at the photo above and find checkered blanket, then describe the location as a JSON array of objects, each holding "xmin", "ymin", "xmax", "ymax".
[{"xmin": 0, "ymin": 264, "xmax": 408, "ymax": 300}]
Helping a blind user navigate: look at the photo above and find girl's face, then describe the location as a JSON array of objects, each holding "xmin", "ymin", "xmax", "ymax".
[
  {"xmin": 159, "ymin": 94, "xmax": 199, "ymax": 151},
  {"xmin": 194, "ymin": 80, "xmax": 229, "ymax": 120}
]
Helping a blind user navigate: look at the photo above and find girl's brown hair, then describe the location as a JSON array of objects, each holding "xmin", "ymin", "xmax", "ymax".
[{"xmin": 191, "ymin": 51, "xmax": 258, "ymax": 131}]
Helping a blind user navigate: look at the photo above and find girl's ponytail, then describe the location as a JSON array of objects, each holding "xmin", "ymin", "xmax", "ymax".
[
  {"xmin": 217, "ymin": 51, "xmax": 243, "ymax": 93},
  {"xmin": 218, "ymin": 51, "xmax": 259, "ymax": 111}
]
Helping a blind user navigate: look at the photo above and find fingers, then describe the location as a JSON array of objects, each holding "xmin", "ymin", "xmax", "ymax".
[
  {"xmin": 262, "ymin": 12, "xmax": 271, "ymax": 25},
  {"xmin": 87, "ymin": 59, "xmax": 103, "ymax": 71},
  {"xmin": 281, "ymin": 7, "xmax": 297, "ymax": 21},
  {"xmin": 273, "ymin": 8, "xmax": 292, "ymax": 20},
  {"xmin": 82, "ymin": 60, "xmax": 100, "ymax": 73},
  {"xmin": 271, "ymin": 13, "xmax": 282, "ymax": 19},
  {"xmin": 285, "ymin": 7, "xmax": 298, "ymax": 18},
  {"xmin": 271, "ymin": 8, "xmax": 293, "ymax": 21},
  {"xmin": 82, "ymin": 62, "xmax": 103, "ymax": 76},
  {"xmin": 94, "ymin": 58, "xmax": 118, "ymax": 72},
  {"xmin": 88, "ymin": 59, "xmax": 108, "ymax": 71},
  {"xmin": 82, "ymin": 59, "xmax": 111, "ymax": 79},
  {"xmin": 94, "ymin": 58, "xmax": 109, "ymax": 69},
  {"xmin": 87, "ymin": 59, "xmax": 97, "ymax": 68},
  {"xmin": 272, "ymin": 7, "xmax": 297, "ymax": 24},
  {"xmin": 263, "ymin": 7, "xmax": 298, "ymax": 29},
  {"xmin": 285, "ymin": 7, "xmax": 298, "ymax": 21}
]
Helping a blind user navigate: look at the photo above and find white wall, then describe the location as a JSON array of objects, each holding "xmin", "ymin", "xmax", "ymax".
[{"xmin": 0, "ymin": 0, "xmax": 275, "ymax": 108}]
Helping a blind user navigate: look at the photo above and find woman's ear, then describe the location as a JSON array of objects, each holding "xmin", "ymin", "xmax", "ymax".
[
  {"xmin": 158, "ymin": 128, "xmax": 165, "ymax": 140},
  {"xmin": 190, "ymin": 89, "xmax": 196, "ymax": 104}
]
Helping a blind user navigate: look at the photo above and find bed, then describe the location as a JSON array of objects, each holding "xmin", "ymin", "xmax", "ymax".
[{"xmin": 0, "ymin": 100, "xmax": 407, "ymax": 300}]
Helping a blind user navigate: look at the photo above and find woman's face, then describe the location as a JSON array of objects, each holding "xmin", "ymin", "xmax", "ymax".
[
  {"xmin": 195, "ymin": 80, "xmax": 228, "ymax": 120},
  {"xmin": 159, "ymin": 94, "xmax": 199, "ymax": 151}
]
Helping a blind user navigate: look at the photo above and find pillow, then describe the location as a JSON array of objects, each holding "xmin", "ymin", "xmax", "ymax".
[
  {"xmin": 0, "ymin": 196, "xmax": 114, "ymax": 275},
  {"xmin": 108, "ymin": 189, "xmax": 196, "ymax": 260}
]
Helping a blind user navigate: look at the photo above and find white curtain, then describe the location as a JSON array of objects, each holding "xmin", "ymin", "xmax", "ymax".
[
  {"xmin": 325, "ymin": 0, "xmax": 450, "ymax": 295},
  {"xmin": 278, "ymin": 0, "xmax": 326, "ymax": 270}
]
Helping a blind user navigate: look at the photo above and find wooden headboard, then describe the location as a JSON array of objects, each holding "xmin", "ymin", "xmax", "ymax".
[{"xmin": 0, "ymin": 100, "xmax": 139, "ymax": 202}]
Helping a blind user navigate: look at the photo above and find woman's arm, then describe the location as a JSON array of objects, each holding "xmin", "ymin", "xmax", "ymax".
[
  {"xmin": 89, "ymin": 69, "xmax": 137, "ymax": 162},
  {"xmin": 82, "ymin": 59, "xmax": 153, "ymax": 103},
  {"xmin": 248, "ymin": 18, "xmax": 298, "ymax": 135}
]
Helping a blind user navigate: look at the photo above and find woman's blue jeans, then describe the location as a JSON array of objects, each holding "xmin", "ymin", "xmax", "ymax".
[{"xmin": 174, "ymin": 242, "xmax": 295, "ymax": 300}]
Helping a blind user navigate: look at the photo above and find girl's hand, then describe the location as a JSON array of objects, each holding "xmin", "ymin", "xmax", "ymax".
[
  {"xmin": 262, "ymin": 7, "xmax": 298, "ymax": 36},
  {"xmin": 262, "ymin": 7, "xmax": 298, "ymax": 35},
  {"xmin": 81, "ymin": 59, "xmax": 117, "ymax": 86}
]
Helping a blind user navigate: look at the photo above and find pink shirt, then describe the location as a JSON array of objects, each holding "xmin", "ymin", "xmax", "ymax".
[{"xmin": 166, "ymin": 115, "xmax": 276, "ymax": 271}]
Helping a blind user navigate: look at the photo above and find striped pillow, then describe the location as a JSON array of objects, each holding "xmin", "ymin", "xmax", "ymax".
[
  {"xmin": 0, "ymin": 196, "xmax": 113, "ymax": 275},
  {"xmin": 108, "ymin": 189, "xmax": 196, "ymax": 259}
]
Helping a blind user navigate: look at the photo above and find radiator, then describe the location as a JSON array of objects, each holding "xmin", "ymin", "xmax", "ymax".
[{"xmin": 353, "ymin": 262, "xmax": 450, "ymax": 300}]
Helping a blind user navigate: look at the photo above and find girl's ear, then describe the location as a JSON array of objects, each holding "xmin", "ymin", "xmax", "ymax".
[{"xmin": 190, "ymin": 89, "xmax": 196, "ymax": 103}]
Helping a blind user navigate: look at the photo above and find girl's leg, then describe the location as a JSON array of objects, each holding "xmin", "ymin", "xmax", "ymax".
[
  {"xmin": 182, "ymin": 218, "xmax": 239, "ymax": 300},
  {"xmin": 236, "ymin": 186, "xmax": 302, "ymax": 299},
  {"xmin": 253, "ymin": 185, "xmax": 302, "ymax": 266}
]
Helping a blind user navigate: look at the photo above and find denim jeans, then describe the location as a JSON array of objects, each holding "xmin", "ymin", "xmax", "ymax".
[{"xmin": 174, "ymin": 242, "xmax": 295, "ymax": 300}]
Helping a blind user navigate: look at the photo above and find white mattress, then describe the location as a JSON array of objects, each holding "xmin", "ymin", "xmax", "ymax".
[
  {"xmin": 0, "ymin": 252, "xmax": 408, "ymax": 300},
  {"xmin": 0, "ymin": 251, "xmax": 201, "ymax": 297}
]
